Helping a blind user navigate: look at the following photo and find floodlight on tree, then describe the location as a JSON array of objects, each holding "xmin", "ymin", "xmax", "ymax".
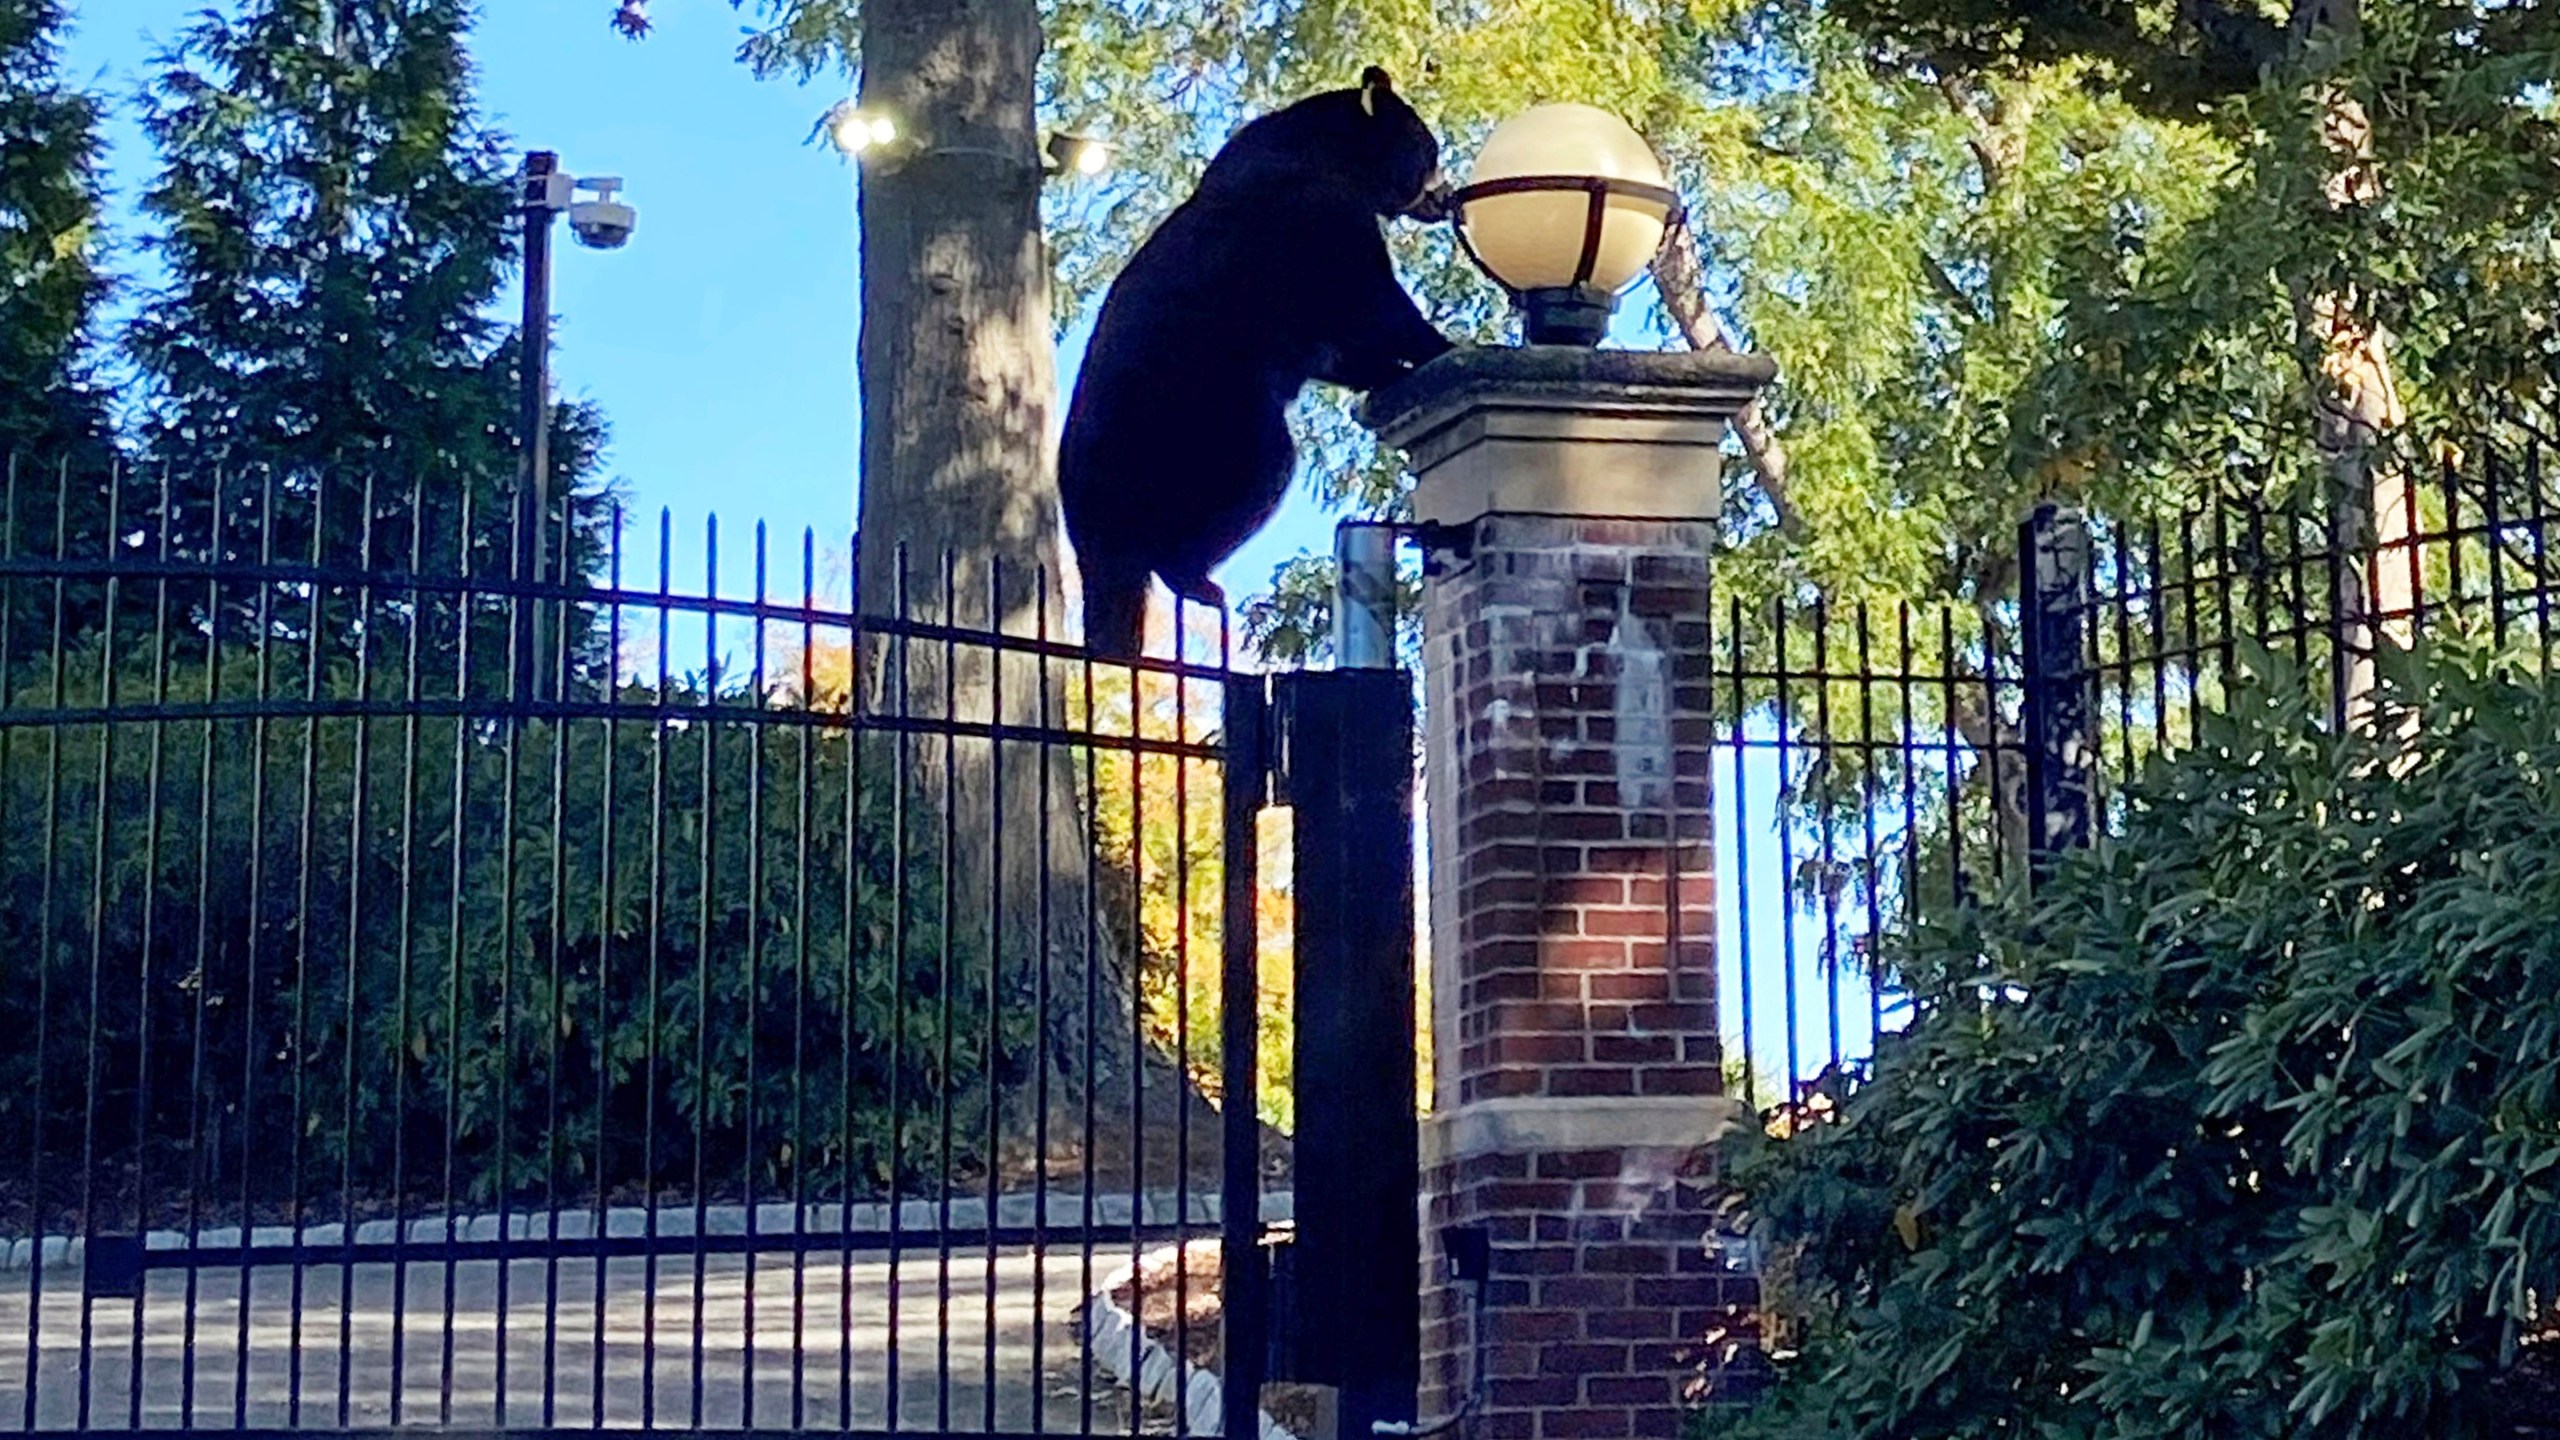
[
  {"xmin": 1447, "ymin": 104, "xmax": 1682, "ymax": 347},
  {"xmin": 825, "ymin": 103, "xmax": 900, "ymax": 157},
  {"xmin": 1044, "ymin": 132, "xmax": 1112, "ymax": 178}
]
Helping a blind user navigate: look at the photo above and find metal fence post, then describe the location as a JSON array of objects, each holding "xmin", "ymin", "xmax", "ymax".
[
  {"xmin": 2020, "ymin": 502, "xmax": 2095, "ymax": 880},
  {"xmin": 1269, "ymin": 664, "xmax": 1420, "ymax": 1438},
  {"xmin": 1333, "ymin": 521, "xmax": 1398, "ymax": 670}
]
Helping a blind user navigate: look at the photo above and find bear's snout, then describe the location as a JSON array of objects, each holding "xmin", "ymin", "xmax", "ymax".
[{"xmin": 1404, "ymin": 170, "xmax": 1453, "ymax": 223}]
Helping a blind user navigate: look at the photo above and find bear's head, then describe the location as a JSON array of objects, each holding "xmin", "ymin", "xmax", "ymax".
[{"xmin": 1202, "ymin": 66, "xmax": 1449, "ymax": 220}]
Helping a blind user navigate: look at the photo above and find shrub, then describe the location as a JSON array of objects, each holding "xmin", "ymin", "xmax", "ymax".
[{"xmin": 1717, "ymin": 639, "xmax": 2560, "ymax": 1438}]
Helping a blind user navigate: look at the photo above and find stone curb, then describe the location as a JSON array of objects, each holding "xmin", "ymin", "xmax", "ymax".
[
  {"xmin": 0, "ymin": 1189, "xmax": 1297, "ymax": 1274},
  {"xmin": 1082, "ymin": 1249, "xmax": 1293, "ymax": 1440}
]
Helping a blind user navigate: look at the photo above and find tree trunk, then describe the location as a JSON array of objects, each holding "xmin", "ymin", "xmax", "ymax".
[
  {"xmin": 1651, "ymin": 225, "xmax": 1801, "ymax": 536},
  {"xmin": 2288, "ymin": 0, "xmax": 2412, "ymax": 729},
  {"xmin": 856, "ymin": 0, "xmax": 1134, "ymax": 1130}
]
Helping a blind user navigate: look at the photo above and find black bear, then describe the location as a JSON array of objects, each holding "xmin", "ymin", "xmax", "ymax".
[{"xmin": 1060, "ymin": 66, "xmax": 1455, "ymax": 660}]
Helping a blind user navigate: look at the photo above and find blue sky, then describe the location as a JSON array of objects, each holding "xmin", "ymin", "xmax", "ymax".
[
  {"xmin": 69, "ymin": 0, "xmax": 1482, "ymax": 605},
  {"xmin": 76, "ymin": 0, "xmax": 868, "ymax": 557},
  {"xmin": 68, "ymin": 0, "xmax": 1889, "ymax": 1098}
]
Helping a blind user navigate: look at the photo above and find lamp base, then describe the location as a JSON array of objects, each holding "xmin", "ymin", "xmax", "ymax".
[{"xmin": 1519, "ymin": 285, "xmax": 1616, "ymax": 346}]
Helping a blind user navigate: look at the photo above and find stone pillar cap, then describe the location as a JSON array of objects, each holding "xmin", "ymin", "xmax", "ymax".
[
  {"xmin": 1360, "ymin": 345, "xmax": 1777, "ymax": 448},
  {"xmin": 1361, "ymin": 345, "xmax": 1776, "ymax": 527}
]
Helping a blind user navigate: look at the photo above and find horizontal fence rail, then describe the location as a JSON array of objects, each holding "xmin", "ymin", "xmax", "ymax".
[{"xmin": 0, "ymin": 460, "xmax": 1274, "ymax": 1436}]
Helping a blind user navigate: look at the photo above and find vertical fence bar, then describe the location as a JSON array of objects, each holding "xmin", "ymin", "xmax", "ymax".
[
  {"xmin": 743, "ymin": 521, "xmax": 769, "ymax": 1431},
  {"xmin": 1031, "ymin": 566, "xmax": 1054, "ymax": 1440},
  {"xmin": 282, "ymin": 473, "xmax": 324, "ymax": 1428},
  {"xmin": 689, "ymin": 516, "xmax": 718, "ymax": 1430},
  {"xmin": 334, "ymin": 472, "xmax": 379, "ymax": 1429},
  {"xmin": 2531, "ymin": 441, "xmax": 2552, "ymax": 673},
  {"xmin": 1172, "ymin": 599, "xmax": 1194, "ymax": 1440},
  {"xmin": 132, "ymin": 466, "xmax": 179, "ymax": 1429},
  {"xmin": 886, "ymin": 543, "xmax": 910, "ymax": 1434},
  {"xmin": 1220, "ymin": 675, "xmax": 1273, "ymax": 1440},
  {"xmin": 540, "ymin": 514, "xmax": 575, "ymax": 1428},
  {"xmin": 792, "ymin": 527, "xmax": 817, "ymax": 1431},
  {"xmin": 234, "ymin": 469, "xmax": 280, "ymax": 1429},
  {"xmin": 1893, "ymin": 604, "xmax": 1919, "ymax": 1028},
  {"xmin": 436, "ymin": 479, "xmax": 478, "ymax": 1427},
  {"xmin": 1078, "ymin": 633, "xmax": 1101, "ymax": 1436},
  {"xmin": 1123, "ymin": 646, "xmax": 1144, "ymax": 1440},
  {"xmin": 641, "ymin": 509, "xmax": 674, "ymax": 1430},
  {"xmin": 935, "ymin": 554, "xmax": 958, "ymax": 1435},
  {"xmin": 493, "ymin": 480, "xmax": 529, "ymax": 1426},
  {"xmin": 2020, "ymin": 503, "xmax": 2096, "ymax": 883},
  {"xmin": 1855, "ymin": 605, "xmax": 1883, "ymax": 1048},
  {"xmin": 1771, "ymin": 599, "xmax": 1801, "ymax": 1104},
  {"xmin": 837, "ymin": 528, "xmax": 863, "ymax": 1433},
  {"xmin": 984, "ymin": 561, "xmax": 1007, "ymax": 1437},
  {"xmin": 25, "ymin": 458, "xmax": 65, "ymax": 1433},
  {"xmin": 592, "ymin": 504, "xmax": 626, "ymax": 1428},
  {"xmin": 1727, "ymin": 597, "xmax": 1755, "ymax": 1112},
  {"xmin": 75, "ymin": 464, "xmax": 126, "ymax": 1429},
  {"xmin": 1813, "ymin": 605, "xmax": 1842, "ymax": 1085},
  {"xmin": 2145, "ymin": 520, "xmax": 2170, "ymax": 781},
  {"xmin": 386, "ymin": 472, "xmax": 427, "ymax": 1427}
]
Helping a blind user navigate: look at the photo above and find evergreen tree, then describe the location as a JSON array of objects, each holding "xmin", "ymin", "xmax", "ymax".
[
  {"xmin": 0, "ymin": 0, "xmax": 114, "ymax": 588},
  {"xmin": 129, "ymin": 0, "xmax": 609, "ymax": 622}
]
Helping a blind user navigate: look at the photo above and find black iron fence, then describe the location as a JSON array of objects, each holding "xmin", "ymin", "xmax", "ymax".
[
  {"xmin": 0, "ymin": 460, "xmax": 1275, "ymax": 1437},
  {"xmin": 12, "ymin": 421, "xmax": 2560, "ymax": 1435},
  {"xmin": 1706, "ymin": 429, "xmax": 2560, "ymax": 1121}
]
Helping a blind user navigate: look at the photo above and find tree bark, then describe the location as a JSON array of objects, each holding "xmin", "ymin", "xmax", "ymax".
[
  {"xmin": 1650, "ymin": 224, "xmax": 1802, "ymax": 537},
  {"xmin": 857, "ymin": 0, "xmax": 1133, "ymax": 1121},
  {"xmin": 856, "ymin": 0, "xmax": 1060, "ymax": 623},
  {"xmin": 2287, "ymin": 0, "xmax": 2412, "ymax": 729}
]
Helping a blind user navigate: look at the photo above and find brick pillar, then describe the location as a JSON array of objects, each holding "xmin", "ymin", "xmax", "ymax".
[{"xmin": 1363, "ymin": 348, "xmax": 1775, "ymax": 1440}]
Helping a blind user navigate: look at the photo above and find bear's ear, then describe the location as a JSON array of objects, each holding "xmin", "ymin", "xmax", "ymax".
[{"xmin": 1360, "ymin": 65, "xmax": 1393, "ymax": 115}]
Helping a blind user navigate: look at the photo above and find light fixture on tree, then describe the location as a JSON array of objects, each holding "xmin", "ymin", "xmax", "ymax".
[
  {"xmin": 1044, "ymin": 132, "xmax": 1111, "ymax": 178},
  {"xmin": 823, "ymin": 100, "xmax": 1107, "ymax": 182},
  {"xmin": 1446, "ymin": 104, "xmax": 1681, "ymax": 347},
  {"xmin": 825, "ymin": 102, "xmax": 901, "ymax": 158}
]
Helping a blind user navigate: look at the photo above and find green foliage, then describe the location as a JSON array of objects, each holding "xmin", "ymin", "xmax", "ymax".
[
  {"xmin": 2032, "ymin": 22, "xmax": 2560, "ymax": 492},
  {"xmin": 0, "ymin": 0, "xmax": 109, "ymax": 461},
  {"xmin": 0, "ymin": 0, "xmax": 118, "ymax": 651},
  {"xmin": 1718, "ymin": 638, "xmax": 2560, "ymax": 1438},
  {"xmin": 0, "ymin": 639, "xmax": 1019, "ymax": 1227},
  {"xmin": 130, "ymin": 0, "xmax": 613, "ymax": 593}
]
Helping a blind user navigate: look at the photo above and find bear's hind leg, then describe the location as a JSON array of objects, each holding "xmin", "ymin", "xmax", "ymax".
[{"xmin": 1161, "ymin": 572, "xmax": 1226, "ymax": 615}]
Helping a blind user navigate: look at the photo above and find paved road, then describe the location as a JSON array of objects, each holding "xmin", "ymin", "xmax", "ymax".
[{"xmin": 0, "ymin": 1246, "xmax": 1171, "ymax": 1432}]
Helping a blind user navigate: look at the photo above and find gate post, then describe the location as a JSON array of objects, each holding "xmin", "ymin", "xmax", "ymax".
[
  {"xmin": 1364, "ymin": 347, "xmax": 1773, "ymax": 1439},
  {"xmin": 1270, "ymin": 662, "xmax": 1421, "ymax": 1439},
  {"xmin": 2019, "ymin": 503, "xmax": 2095, "ymax": 879}
]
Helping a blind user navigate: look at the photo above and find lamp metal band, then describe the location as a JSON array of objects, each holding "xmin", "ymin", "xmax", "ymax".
[{"xmin": 1443, "ymin": 174, "xmax": 1686, "ymax": 296}]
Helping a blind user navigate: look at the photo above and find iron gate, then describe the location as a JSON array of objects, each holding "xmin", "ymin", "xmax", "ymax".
[{"xmin": 0, "ymin": 461, "xmax": 1280, "ymax": 1437}]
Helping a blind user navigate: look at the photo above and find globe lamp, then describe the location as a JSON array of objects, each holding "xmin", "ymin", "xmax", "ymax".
[{"xmin": 1449, "ymin": 104, "xmax": 1681, "ymax": 346}]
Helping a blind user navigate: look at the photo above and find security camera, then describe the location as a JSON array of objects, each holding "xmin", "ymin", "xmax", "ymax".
[{"xmin": 569, "ymin": 177, "xmax": 636, "ymax": 250}]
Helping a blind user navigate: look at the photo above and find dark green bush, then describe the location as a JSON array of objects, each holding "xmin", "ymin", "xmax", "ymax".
[
  {"xmin": 0, "ymin": 634, "xmax": 1030, "ymax": 1232},
  {"xmin": 1718, "ymin": 639, "xmax": 2560, "ymax": 1438}
]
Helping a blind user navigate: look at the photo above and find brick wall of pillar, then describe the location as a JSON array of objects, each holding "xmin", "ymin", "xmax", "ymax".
[{"xmin": 1416, "ymin": 514, "xmax": 1754, "ymax": 1440}]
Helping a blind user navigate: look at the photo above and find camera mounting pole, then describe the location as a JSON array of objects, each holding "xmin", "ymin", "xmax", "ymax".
[
  {"xmin": 516, "ymin": 151, "xmax": 565, "ymax": 714},
  {"xmin": 512, "ymin": 152, "xmax": 634, "ymax": 715}
]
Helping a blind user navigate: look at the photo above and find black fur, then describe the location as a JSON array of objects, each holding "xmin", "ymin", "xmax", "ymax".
[{"xmin": 1060, "ymin": 67, "xmax": 1454, "ymax": 660}]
